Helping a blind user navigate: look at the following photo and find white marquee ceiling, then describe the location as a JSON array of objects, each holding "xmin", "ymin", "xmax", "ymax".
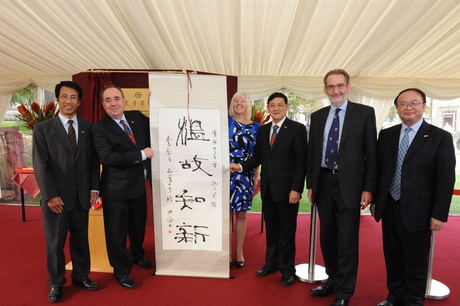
[{"xmin": 1, "ymin": 0, "xmax": 460, "ymax": 108}]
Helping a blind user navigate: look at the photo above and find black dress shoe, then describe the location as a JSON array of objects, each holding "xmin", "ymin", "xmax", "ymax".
[
  {"xmin": 133, "ymin": 258, "xmax": 153, "ymax": 269},
  {"xmin": 377, "ymin": 300, "xmax": 394, "ymax": 306},
  {"xmin": 116, "ymin": 275, "xmax": 136, "ymax": 289},
  {"xmin": 330, "ymin": 298, "xmax": 349, "ymax": 306},
  {"xmin": 48, "ymin": 287, "xmax": 62, "ymax": 303},
  {"xmin": 235, "ymin": 261, "xmax": 245, "ymax": 268},
  {"xmin": 256, "ymin": 265, "xmax": 278, "ymax": 277},
  {"xmin": 72, "ymin": 278, "xmax": 99, "ymax": 291},
  {"xmin": 281, "ymin": 274, "xmax": 295, "ymax": 286},
  {"xmin": 311, "ymin": 282, "xmax": 334, "ymax": 297}
]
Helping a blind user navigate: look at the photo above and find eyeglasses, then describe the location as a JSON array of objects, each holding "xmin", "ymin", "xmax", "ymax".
[
  {"xmin": 397, "ymin": 101, "xmax": 424, "ymax": 108},
  {"xmin": 59, "ymin": 95, "xmax": 79, "ymax": 102},
  {"xmin": 326, "ymin": 83, "xmax": 347, "ymax": 91}
]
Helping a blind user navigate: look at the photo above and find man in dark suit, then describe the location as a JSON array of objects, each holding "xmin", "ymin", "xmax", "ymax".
[
  {"xmin": 372, "ymin": 88, "xmax": 455, "ymax": 306},
  {"xmin": 92, "ymin": 85, "xmax": 154, "ymax": 289},
  {"xmin": 230, "ymin": 92, "xmax": 308, "ymax": 286},
  {"xmin": 307, "ymin": 69, "xmax": 377, "ymax": 306},
  {"xmin": 33, "ymin": 81, "xmax": 100, "ymax": 303}
]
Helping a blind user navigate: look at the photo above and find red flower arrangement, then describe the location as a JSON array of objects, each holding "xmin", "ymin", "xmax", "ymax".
[
  {"xmin": 16, "ymin": 101, "xmax": 57, "ymax": 129},
  {"xmin": 251, "ymin": 105, "xmax": 271, "ymax": 125}
]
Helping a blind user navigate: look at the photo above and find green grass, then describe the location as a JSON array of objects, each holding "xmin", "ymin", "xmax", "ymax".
[
  {"xmin": 251, "ymin": 171, "xmax": 460, "ymax": 215},
  {"xmin": 0, "ymin": 121, "xmax": 31, "ymax": 134}
]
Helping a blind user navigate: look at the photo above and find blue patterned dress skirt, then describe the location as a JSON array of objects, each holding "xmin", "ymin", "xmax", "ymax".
[{"xmin": 229, "ymin": 115, "xmax": 260, "ymax": 211}]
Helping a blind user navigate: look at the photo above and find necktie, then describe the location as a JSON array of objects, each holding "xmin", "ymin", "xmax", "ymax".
[
  {"xmin": 120, "ymin": 119, "xmax": 137, "ymax": 144},
  {"xmin": 270, "ymin": 125, "xmax": 279, "ymax": 146},
  {"xmin": 325, "ymin": 108, "xmax": 341, "ymax": 169},
  {"xmin": 67, "ymin": 120, "xmax": 77, "ymax": 152},
  {"xmin": 389, "ymin": 127, "xmax": 411, "ymax": 201}
]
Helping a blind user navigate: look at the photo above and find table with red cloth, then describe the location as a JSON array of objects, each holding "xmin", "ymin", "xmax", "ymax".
[{"xmin": 11, "ymin": 168, "xmax": 40, "ymax": 222}]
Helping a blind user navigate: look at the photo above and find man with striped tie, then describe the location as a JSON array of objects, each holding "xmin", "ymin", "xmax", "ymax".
[
  {"xmin": 33, "ymin": 81, "xmax": 100, "ymax": 303},
  {"xmin": 92, "ymin": 85, "xmax": 154, "ymax": 290},
  {"xmin": 230, "ymin": 92, "xmax": 308, "ymax": 286}
]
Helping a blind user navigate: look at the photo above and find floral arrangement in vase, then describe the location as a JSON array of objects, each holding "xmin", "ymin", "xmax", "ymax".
[{"xmin": 16, "ymin": 101, "xmax": 57, "ymax": 130}]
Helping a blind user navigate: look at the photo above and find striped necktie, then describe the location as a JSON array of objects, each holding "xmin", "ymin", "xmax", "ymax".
[
  {"xmin": 120, "ymin": 120, "xmax": 137, "ymax": 144},
  {"xmin": 67, "ymin": 120, "xmax": 77, "ymax": 152}
]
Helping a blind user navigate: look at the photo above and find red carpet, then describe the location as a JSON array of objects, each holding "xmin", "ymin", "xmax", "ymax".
[{"xmin": 0, "ymin": 205, "xmax": 459, "ymax": 306}]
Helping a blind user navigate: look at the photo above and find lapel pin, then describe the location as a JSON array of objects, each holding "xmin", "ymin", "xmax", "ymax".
[{"xmin": 424, "ymin": 134, "xmax": 429, "ymax": 138}]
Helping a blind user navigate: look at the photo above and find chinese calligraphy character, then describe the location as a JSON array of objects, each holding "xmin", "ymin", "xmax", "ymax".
[
  {"xmin": 176, "ymin": 116, "xmax": 210, "ymax": 146},
  {"xmin": 174, "ymin": 222, "xmax": 210, "ymax": 244}
]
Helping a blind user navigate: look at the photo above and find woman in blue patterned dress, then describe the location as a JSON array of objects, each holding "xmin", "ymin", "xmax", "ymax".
[{"xmin": 228, "ymin": 92, "xmax": 260, "ymax": 268}]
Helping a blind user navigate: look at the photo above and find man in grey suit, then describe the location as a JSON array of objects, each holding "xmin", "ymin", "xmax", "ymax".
[
  {"xmin": 92, "ymin": 85, "xmax": 154, "ymax": 290},
  {"xmin": 307, "ymin": 69, "xmax": 377, "ymax": 306},
  {"xmin": 372, "ymin": 88, "xmax": 455, "ymax": 306},
  {"xmin": 230, "ymin": 92, "xmax": 308, "ymax": 286},
  {"xmin": 33, "ymin": 81, "xmax": 100, "ymax": 303}
]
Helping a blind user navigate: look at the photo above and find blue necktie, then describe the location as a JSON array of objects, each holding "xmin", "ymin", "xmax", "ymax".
[
  {"xmin": 389, "ymin": 127, "xmax": 411, "ymax": 201},
  {"xmin": 325, "ymin": 109, "xmax": 341, "ymax": 169},
  {"xmin": 270, "ymin": 125, "xmax": 279, "ymax": 147}
]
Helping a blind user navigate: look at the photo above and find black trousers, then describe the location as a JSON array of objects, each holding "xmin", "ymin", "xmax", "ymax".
[
  {"xmin": 103, "ymin": 194, "xmax": 147, "ymax": 277},
  {"xmin": 262, "ymin": 185, "xmax": 299, "ymax": 277},
  {"xmin": 316, "ymin": 171, "xmax": 361, "ymax": 300},
  {"xmin": 42, "ymin": 201, "xmax": 90, "ymax": 287},
  {"xmin": 382, "ymin": 195, "xmax": 431, "ymax": 306}
]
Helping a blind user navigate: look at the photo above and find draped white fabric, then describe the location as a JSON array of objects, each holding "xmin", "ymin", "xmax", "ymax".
[{"xmin": 1, "ymin": 0, "xmax": 460, "ymax": 124}]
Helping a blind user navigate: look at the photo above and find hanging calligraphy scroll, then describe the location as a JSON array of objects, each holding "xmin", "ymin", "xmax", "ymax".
[{"xmin": 149, "ymin": 73, "xmax": 230, "ymax": 278}]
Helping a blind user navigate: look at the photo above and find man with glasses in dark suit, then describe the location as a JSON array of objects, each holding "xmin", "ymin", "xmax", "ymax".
[
  {"xmin": 372, "ymin": 88, "xmax": 455, "ymax": 306},
  {"xmin": 307, "ymin": 69, "xmax": 378, "ymax": 306}
]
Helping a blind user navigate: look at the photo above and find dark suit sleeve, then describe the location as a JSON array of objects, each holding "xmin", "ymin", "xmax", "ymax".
[
  {"xmin": 363, "ymin": 106, "xmax": 378, "ymax": 193},
  {"xmin": 32, "ymin": 122, "xmax": 58, "ymax": 202},
  {"xmin": 432, "ymin": 131, "xmax": 456, "ymax": 222},
  {"xmin": 306, "ymin": 111, "xmax": 320, "ymax": 189},
  {"xmin": 291, "ymin": 122, "xmax": 308, "ymax": 193}
]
